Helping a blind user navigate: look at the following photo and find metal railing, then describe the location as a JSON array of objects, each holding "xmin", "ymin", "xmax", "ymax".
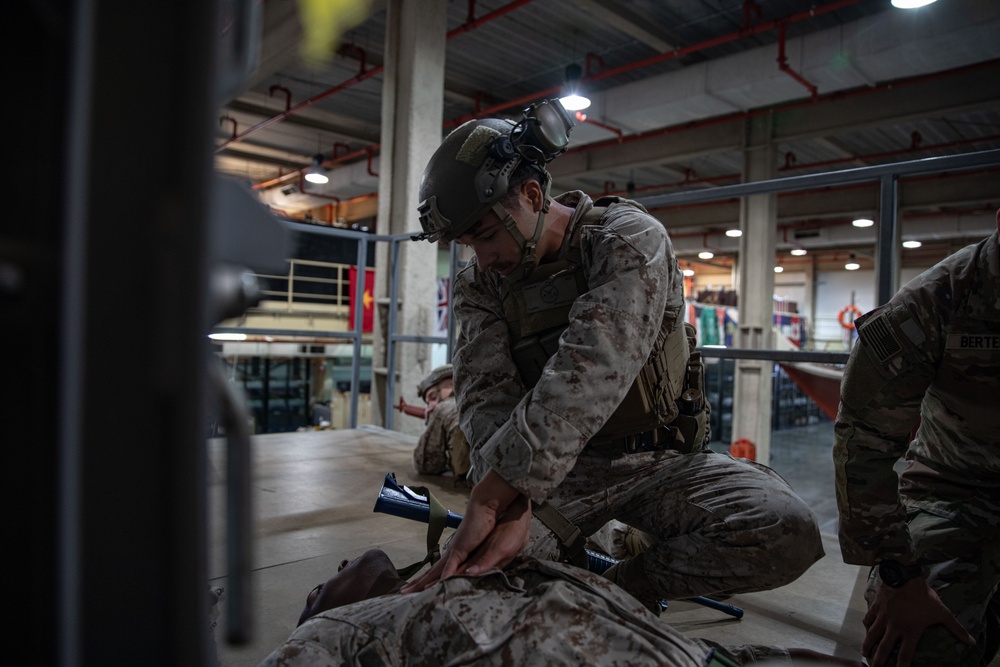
[
  {"xmin": 640, "ymin": 148, "xmax": 1000, "ymax": 365},
  {"xmin": 213, "ymin": 149, "xmax": 1000, "ymax": 426}
]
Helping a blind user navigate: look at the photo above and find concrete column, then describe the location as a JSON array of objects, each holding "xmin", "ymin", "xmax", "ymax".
[
  {"xmin": 733, "ymin": 114, "xmax": 777, "ymax": 463},
  {"xmin": 372, "ymin": 0, "xmax": 447, "ymax": 433},
  {"xmin": 802, "ymin": 256, "xmax": 816, "ymax": 346}
]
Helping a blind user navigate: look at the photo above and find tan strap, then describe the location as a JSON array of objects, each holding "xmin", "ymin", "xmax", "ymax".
[
  {"xmin": 394, "ymin": 485, "xmax": 447, "ymax": 581},
  {"xmin": 532, "ymin": 501, "xmax": 588, "ymax": 568}
]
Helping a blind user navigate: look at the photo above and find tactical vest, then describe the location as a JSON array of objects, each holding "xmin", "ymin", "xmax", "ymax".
[{"xmin": 500, "ymin": 197, "xmax": 691, "ymax": 440}]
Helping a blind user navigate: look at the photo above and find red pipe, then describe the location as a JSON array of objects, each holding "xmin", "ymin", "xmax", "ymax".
[
  {"xmin": 366, "ymin": 147, "xmax": 379, "ymax": 177},
  {"xmin": 269, "ymin": 85, "xmax": 292, "ymax": 111},
  {"xmin": 584, "ymin": 117, "xmax": 624, "ymax": 142},
  {"xmin": 219, "ymin": 115, "xmax": 237, "ymax": 139},
  {"xmin": 448, "ymin": 0, "xmax": 536, "ymax": 39},
  {"xmin": 256, "ymin": 16, "xmax": 1000, "ymax": 201},
  {"xmin": 776, "ymin": 23, "xmax": 818, "ymax": 99},
  {"xmin": 339, "ymin": 44, "xmax": 367, "ymax": 73},
  {"xmin": 298, "ymin": 174, "xmax": 342, "ymax": 202},
  {"xmin": 222, "ymin": 0, "xmax": 537, "ymax": 154},
  {"xmin": 566, "ymin": 58, "xmax": 1000, "ymax": 164},
  {"xmin": 333, "ymin": 142, "xmax": 351, "ymax": 160},
  {"xmin": 446, "ymin": 0, "xmax": 864, "ymax": 128},
  {"xmin": 254, "ymin": 145, "xmax": 376, "ymax": 190},
  {"xmin": 255, "ymin": 0, "xmax": 866, "ymax": 193},
  {"xmin": 219, "ymin": 57, "xmax": 383, "ymax": 152}
]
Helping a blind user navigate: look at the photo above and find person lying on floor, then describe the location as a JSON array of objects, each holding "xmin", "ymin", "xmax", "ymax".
[{"xmin": 260, "ymin": 548, "xmax": 862, "ymax": 666}]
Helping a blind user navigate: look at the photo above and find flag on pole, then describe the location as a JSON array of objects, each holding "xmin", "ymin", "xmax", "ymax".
[{"xmin": 348, "ymin": 267, "xmax": 375, "ymax": 332}]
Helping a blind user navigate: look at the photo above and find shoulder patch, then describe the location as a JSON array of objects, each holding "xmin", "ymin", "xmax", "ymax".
[
  {"xmin": 898, "ymin": 316, "xmax": 927, "ymax": 347},
  {"xmin": 857, "ymin": 312, "xmax": 903, "ymax": 363}
]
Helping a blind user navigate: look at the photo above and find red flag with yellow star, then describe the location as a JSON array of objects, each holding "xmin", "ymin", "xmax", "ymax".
[{"xmin": 348, "ymin": 267, "xmax": 374, "ymax": 332}]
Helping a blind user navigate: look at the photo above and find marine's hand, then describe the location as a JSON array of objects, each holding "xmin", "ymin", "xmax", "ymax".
[
  {"xmin": 862, "ymin": 577, "xmax": 974, "ymax": 667},
  {"xmin": 456, "ymin": 490, "xmax": 531, "ymax": 576},
  {"xmin": 401, "ymin": 469, "xmax": 530, "ymax": 593}
]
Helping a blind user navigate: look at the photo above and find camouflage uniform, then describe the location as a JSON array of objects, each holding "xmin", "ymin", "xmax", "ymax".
[
  {"xmin": 834, "ymin": 230, "xmax": 1000, "ymax": 666},
  {"xmin": 260, "ymin": 558, "xmax": 791, "ymax": 666},
  {"xmin": 413, "ymin": 396, "xmax": 470, "ymax": 479},
  {"xmin": 454, "ymin": 191, "xmax": 823, "ymax": 602}
]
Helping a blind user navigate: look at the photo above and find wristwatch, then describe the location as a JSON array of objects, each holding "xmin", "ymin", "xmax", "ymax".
[{"xmin": 877, "ymin": 559, "xmax": 924, "ymax": 588}]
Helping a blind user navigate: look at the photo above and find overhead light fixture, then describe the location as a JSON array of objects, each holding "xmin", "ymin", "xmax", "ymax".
[
  {"xmin": 682, "ymin": 268, "xmax": 695, "ymax": 277},
  {"xmin": 790, "ymin": 248, "xmax": 807, "ymax": 256},
  {"xmin": 208, "ymin": 332, "xmax": 247, "ymax": 341},
  {"xmin": 773, "ymin": 265, "xmax": 784, "ymax": 273},
  {"xmin": 725, "ymin": 229, "xmax": 742, "ymax": 238},
  {"xmin": 698, "ymin": 251, "xmax": 714, "ymax": 259},
  {"xmin": 852, "ymin": 217, "xmax": 874, "ymax": 228},
  {"xmin": 902, "ymin": 240, "xmax": 922, "ymax": 248},
  {"xmin": 559, "ymin": 63, "xmax": 591, "ymax": 111},
  {"xmin": 891, "ymin": 0, "xmax": 938, "ymax": 8},
  {"xmin": 304, "ymin": 153, "xmax": 329, "ymax": 184},
  {"xmin": 845, "ymin": 253, "xmax": 860, "ymax": 271}
]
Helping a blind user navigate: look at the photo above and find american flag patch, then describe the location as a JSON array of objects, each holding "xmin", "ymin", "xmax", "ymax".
[{"xmin": 858, "ymin": 313, "xmax": 902, "ymax": 363}]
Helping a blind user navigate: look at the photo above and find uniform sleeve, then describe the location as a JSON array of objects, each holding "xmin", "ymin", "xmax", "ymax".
[
  {"xmin": 833, "ymin": 274, "xmax": 950, "ymax": 566},
  {"xmin": 455, "ymin": 210, "xmax": 676, "ymax": 501}
]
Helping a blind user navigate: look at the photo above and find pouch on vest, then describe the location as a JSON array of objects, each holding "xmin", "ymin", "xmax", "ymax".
[{"xmin": 593, "ymin": 318, "xmax": 687, "ymax": 439}]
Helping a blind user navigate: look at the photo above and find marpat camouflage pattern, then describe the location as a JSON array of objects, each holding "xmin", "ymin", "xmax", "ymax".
[
  {"xmin": 259, "ymin": 558, "xmax": 790, "ymax": 667},
  {"xmin": 453, "ymin": 191, "xmax": 823, "ymax": 601}
]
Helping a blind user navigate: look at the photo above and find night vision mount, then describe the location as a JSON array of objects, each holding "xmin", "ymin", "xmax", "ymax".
[{"xmin": 491, "ymin": 98, "xmax": 578, "ymax": 168}]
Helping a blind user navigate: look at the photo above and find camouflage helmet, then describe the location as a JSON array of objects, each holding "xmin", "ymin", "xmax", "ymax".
[
  {"xmin": 417, "ymin": 364, "xmax": 454, "ymax": 400},
  {"xmin": 416, "ymin": 118, "xmax": 520, "ymax": 243}
]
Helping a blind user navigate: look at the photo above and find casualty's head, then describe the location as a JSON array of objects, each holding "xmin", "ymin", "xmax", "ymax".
[
  {"xmin": 297, "ymin": 548, "xmax": 403, "ymax": 626},
  {"xmin": 417, "ymin": 364, "xmax": 454, "ymax": 411},
  {"xmin": 415, "ymin": 100, "xmax": 577, "ymax": 276}
]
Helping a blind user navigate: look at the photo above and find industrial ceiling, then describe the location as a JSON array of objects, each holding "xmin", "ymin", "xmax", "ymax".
[{"xmin": 214, "ymin": 0, "xmax": 1000, "ymax": 272}]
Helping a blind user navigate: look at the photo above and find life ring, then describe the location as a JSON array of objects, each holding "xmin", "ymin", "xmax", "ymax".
[{"xmin": 838, "ymin": 304, "xmax": 862, "ymax": 330}]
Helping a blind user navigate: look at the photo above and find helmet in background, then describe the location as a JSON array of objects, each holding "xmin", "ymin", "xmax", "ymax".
[{"xmin": 417, "ymin": 364, "xmax": 453, "ymax": 400}]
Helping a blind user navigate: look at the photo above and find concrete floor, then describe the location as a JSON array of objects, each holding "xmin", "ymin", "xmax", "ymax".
[{"xmin": 209, "ymin": 424, "xmax": 871, "ymax": 666}]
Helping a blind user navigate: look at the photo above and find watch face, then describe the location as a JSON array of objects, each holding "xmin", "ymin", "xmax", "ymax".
[
  {"xmin": 879, "ymin": 561, "xmax": 905, "ymax": 587},
  {"xmin": 879, "ymin": 560, "xmax": 920, "ymax": 588}
]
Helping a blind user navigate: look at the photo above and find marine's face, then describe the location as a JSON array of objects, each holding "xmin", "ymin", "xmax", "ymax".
[
  {"xmin": 423, "ymin": 379, "xmax": 454, "ymax": 413},
  {"xmin": 457, "ymin": 210, "xmax": 525, "ymax": 277},
  {"xmin": 298, "ymin": 549, "xmax": 403, "ymax": 625}
]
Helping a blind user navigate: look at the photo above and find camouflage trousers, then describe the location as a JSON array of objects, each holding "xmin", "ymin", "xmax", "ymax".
[
  {"xmin": 864, "ymin": 508, "xmax": 1000, "ymax": 667},
  {"xmin": 524, "ymin": 449, "xmax": 825, "ymax": 601}
]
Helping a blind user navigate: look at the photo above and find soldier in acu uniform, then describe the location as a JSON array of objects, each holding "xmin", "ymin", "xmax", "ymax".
[
  {"xmin": 402, "ymin": 101, "xmax": 822, "ymax": 609},
  {"xmin": 834, "ymin": 211, "xmax": 1000, "ymax": 667}
]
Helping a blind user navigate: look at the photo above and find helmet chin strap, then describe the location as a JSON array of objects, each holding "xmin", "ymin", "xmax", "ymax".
[{"xmin": 491, "ymin": 173, "xmax": 553, "ymax": 279}]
